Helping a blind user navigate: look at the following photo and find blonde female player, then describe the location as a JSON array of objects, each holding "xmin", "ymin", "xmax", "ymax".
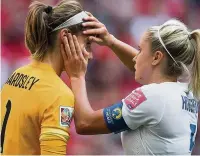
[
  {"xmin": 0, "ymin": 0, "xmax": 93, "ymax": 154},
  {"xmin": 61, "ymin": 18, "xmax": 200, "ymax": 154}
]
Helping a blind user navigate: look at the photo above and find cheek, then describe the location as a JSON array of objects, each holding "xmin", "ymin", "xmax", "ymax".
[{"xmin": 135, "ymin": 55, "xmax": 152, "ymax": 83}]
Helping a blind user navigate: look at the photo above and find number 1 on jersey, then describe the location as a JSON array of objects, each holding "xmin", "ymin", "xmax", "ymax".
[{"xmin": 1, "ymin": 100, "xmax": 12, "ymax": 153}]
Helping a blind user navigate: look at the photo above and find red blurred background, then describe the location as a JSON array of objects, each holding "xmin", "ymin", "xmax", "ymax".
[{"xmin": 1, "ymin": 0, "xmax": 200, "ymax": 154}]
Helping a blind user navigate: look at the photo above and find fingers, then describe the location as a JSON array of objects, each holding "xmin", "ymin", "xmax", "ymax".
[
  {"xmin": 62, "ymin": 36, "xmax": 71, "ymax": 59},
  {"xmin": 83, "ymin": 16, "xmax": 99, "ymax": 22},
  {"xmin": 72, "ymin": 35, "xmax": 90, "ymax": 63},
  {"xmin": 82, "ymin": 21, "xmax": 103, "ymax": 28},
  {"xmin": 60, "ymin": 43, "xmax": 68, "ymax": 61},
  {"xmin": 85, "ymin": 11, "xmax": 93, "ymax": 17},
  {"xmin": 67, "ymin": 33, "xmax": 77, "ymax": 57},
  {"xmin": 72, "ymin": 35, "xmax": 84, "ymax": 60},
  {"xmin": 82, "ymin": 47, "xmax": 90, "ymax": 63},
  {"xmin": 83, "ymin": 27, "xmax": 106, "ymax": 35},
  {"xmin": 62, "ymin": 32, "xmax": 90, "ymax": 65},
  {"xmin": 88, "ymin": 36, "xmax": 103, "ymax": 43}
]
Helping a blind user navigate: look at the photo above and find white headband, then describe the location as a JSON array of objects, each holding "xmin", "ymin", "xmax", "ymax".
[
  {"xmin": 157, "ymin": 27, "xmax": 179, "ymax": 66},
  {"xmin": 52, "ymin": 11, "xmax": 89, "ymax": 32}
]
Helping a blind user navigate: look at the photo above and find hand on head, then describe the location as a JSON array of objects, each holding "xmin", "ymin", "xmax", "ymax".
[
  {"xmin": 82, "ymin": 12, "xmax": 115, "ymax": 47},
  {"xmin": 60, "ymin": 13, "xmax": 115, "ymax": 79},
  {"xmin": 61, "ymin": 32, "xmax": 89, "ymax": 79}
]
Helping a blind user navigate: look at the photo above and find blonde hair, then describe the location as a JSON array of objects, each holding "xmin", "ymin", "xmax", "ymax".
[
  {"xmin": 25, "ymin": 0, "xmax": 83, "ymax": 61},
  {"xmin": 147, "ymin": 19, "xmax": 200, "ymax": 100}
]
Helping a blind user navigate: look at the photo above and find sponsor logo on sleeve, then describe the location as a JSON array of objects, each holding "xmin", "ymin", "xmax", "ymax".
[
  {"xmin": 123, "ymin": 88, "xmax": 146, "ymax": 110},
  {"xmin": 60, "ymin": 106, "xmax": 74, "ymax": 127}
]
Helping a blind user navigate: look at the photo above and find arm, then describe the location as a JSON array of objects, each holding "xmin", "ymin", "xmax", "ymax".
[
  {"xmin": 39, "ymin": 94, "xmax": 74, "ymax": 154},
  {"xmin": 70, "ymin": 76, "xmax": 110, "ymax": 134},
  {"xmin": 108, "ymin": 34, "xmax": 138, "ymax": 71},
  {"xmin": 82, "ymin": 15, "xmax": 138, "ymax": 71}
]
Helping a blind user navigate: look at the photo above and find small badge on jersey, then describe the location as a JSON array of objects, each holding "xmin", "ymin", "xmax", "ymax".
[
  {"xmin": 112, "ymin": 107, "xmax": 122, "ymax": 120},
  {"xmin": 60, "ymin": 106, "xmax": 74, "ymax": 127},
  {"xmin": 123, "ymin": 88, "xmax": 146, "ymax": 110}
]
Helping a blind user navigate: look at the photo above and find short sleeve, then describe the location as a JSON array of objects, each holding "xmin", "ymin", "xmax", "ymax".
[
  {"xmin": 39, "ymin": 92, "xmax": 75, "ymax": 154},
  {"xmin": 122, "ymin": 84, "xmax": 165, "ymax": 130},
  {"xmin": 41, "ymin": 93, "xmax": 74, "ymax": 129}
]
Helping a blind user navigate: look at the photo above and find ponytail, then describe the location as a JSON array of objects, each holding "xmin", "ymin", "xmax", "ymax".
[
  {"xmin": 25, "ymin": 0, "xmax": 83, "ymax": 61},
  {"xmin": 190, "ymin": 29, "xmax": 200, "ymax": 100},
  {"xmin": 25, "ymin": 1, "xmax": 51, "ymax": 61}
]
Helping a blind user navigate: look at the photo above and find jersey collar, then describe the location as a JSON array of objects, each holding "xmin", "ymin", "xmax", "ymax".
[{"xmin": 30, "ymin": 60, "xmax": 56, "ymax": 73}]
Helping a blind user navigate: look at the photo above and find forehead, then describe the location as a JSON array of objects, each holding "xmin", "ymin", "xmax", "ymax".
[{"xmin": 139, "ymin": 32, "xmax": 149, "ymax": 47}]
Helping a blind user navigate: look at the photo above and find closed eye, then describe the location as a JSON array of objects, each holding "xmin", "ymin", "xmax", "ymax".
[
  {"xmin": 87, "ymin": 42, "xmax": 91, "ymax": 46},
  {"xmin": 85, "ymin": 40, "xmax": 92, "ymax": 52},
  {"xmin": 138, "ymin": 45, "xmax": 141, "ymax": 53}
]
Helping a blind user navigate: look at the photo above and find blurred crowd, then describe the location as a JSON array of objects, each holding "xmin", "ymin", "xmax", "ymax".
[{"xmin": 1, "ymin": 0, "xmax": 200, "ymax": 154}]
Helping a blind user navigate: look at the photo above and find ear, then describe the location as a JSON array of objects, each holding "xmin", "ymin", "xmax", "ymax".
[
  {"xmin": 60, "ymin": 29, "xmax": 68, "ymax": 43},
  {"xmin": 152, "ymin": 51, "xmax": 164, "ymax": 66}
]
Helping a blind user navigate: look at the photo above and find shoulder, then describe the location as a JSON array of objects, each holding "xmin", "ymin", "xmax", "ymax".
[
  {"xmin": 38, "ymin": 83, "xmax": 75, "ymax": 119},
  {"xmin": 14, "ymin": 64, "xmax": 33, "ymax": 73},
  {"xmin": 122, "ymin": 83, "xmax": 169, "ymax": 111},
  {"xmin": 121, "ymin": 84, "xmax": 167, "ymax": 129},
  {"xmin": 36, "ymin": 75, "xmax": 75, "ymax": 109},
  {"xmin": 140, "ymin": 83, "xmax": 160, "ymax": 96},
  {"xmin": 129, "ymin": 83, "xmax": 164, "ymax": 101},
  {"xmin": 42, "ymin": 81, "xmax": 75, "ymax": 108},
  {"xmin": 123, "ymin": 82, "xmax": 187, "ymax": 111},
  {"xmin": 53, "ymin": 77, "xmax": 74, "ymax": 101},
  {"xmin": 140, "ymin": 82, "xmax": 187, "ymax": 97},
  {"xmin": 51, "ymin": 77, "xmax": 75, "ymax": 107}
]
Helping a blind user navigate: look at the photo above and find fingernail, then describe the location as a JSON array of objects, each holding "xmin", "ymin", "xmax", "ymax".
[
  {"xmin": 82, "ymin": 23, "xmax": 85, "ymax": 26},
  {"xmin": 83, "ymin": 31, "xmax": 86, "ymax": 34}
]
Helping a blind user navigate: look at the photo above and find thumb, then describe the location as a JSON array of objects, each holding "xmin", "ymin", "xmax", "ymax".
[
  {"xmin": 89, "ymin": 36, "xmax": 103, "ymax": 44},
  {"xmin": 85, "ymin": 11, "xmax": 93, "ymax": 17},
  {"xmin": 83, "ymin": 47, "xmax": 90, "ymax": 59}
]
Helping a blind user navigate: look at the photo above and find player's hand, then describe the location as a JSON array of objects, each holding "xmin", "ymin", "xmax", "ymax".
[
  {"xmin": 82, "ymin": 12, "xmax": 115, "ymax": 47},
  {"xmin": 61, "ymin": 33, "xmax": 90, "ymax": 78}
]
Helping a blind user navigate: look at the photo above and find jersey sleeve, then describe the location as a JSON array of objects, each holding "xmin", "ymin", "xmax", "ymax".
[
  {"xmin": 39, "ymin": 92, "xmax": 74, "ymax": 155},
  {"xmin": 122, "ymin": 84, "xmax": 165, "ymax": 130}
]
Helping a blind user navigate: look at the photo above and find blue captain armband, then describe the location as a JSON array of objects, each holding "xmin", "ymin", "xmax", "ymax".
[{"xmin": 103, "ymin": 101, "xmax": 130, "ymax": 133}]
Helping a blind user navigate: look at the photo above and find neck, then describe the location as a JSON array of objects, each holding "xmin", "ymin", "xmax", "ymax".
[
  {"xmin": 147, "ymin": 70, "xmax": 177, "ymax": 85},
  {"xmin": 42, "ymin": 50, "xmax": 63, "ymax": 76}
]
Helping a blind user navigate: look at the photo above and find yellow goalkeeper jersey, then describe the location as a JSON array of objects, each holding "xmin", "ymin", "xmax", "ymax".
[{"xmin": 1, "ymin": 61, "xmax": 74, "ymax": 155}]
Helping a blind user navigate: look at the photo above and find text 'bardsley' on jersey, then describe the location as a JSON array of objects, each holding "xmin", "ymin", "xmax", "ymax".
[{"xmin": 5, "ymin": 72, "xmax": 40, "ymax": 90}]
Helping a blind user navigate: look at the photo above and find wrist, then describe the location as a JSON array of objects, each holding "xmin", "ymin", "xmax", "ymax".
[
  {"xmin": 70, "ymin": 76, "xmax": 85, "ymax": 81},
  {"xmin": 107, "ymin": 34, "xmax": 117, "ymax": 48}
]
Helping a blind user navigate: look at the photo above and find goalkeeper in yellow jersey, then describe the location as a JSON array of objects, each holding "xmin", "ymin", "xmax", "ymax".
[{"xmin": 1, "ymin": 0, "xmax": 92, "ymax": 154}]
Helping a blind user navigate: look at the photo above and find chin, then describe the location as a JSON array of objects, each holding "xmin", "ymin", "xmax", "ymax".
[
  {"xmin": 135, "ymin": 75, "xmax": 140, "ymax": 83},
  {"xmin": 135, "ymin": 75, "xmax": 145, "ymax": 85}
]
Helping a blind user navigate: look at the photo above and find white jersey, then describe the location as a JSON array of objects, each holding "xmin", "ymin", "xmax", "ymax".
[{"xmin": 121, "ymin": 82, "xmax": 199, "ymax": 155}]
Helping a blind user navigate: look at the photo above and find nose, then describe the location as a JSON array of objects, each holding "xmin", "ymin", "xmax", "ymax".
[{"xmin": 133, "ymin": 55, "xmax": 137, "ymax": 62}]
